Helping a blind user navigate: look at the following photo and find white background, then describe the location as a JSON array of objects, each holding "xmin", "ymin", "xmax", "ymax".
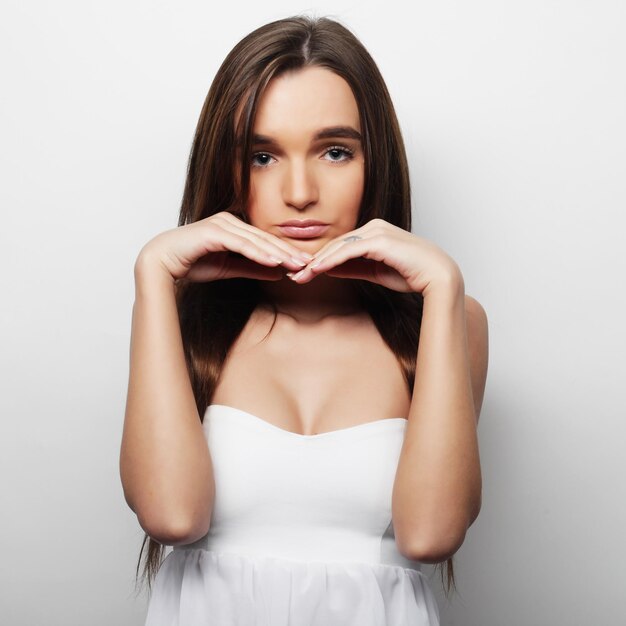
[{"xmin": 1, "ymin": 1, "xmax": 624, "ymax": 624}]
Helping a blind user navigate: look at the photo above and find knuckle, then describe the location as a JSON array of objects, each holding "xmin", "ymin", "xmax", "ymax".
[
  {"xmin": 371, "ymin": 227, "xmax": 386, "ymax": 239},
  {"xmin": 202, "ymin": 221, "xmax": 222, "ymax": 238},
  {"xmin": 239, "ymin": 240, "xmax": 258, "ymax": 256},
  {"xmin": 368, "ymin": 233, "xmax": 388, "ymax": 249},
  {"xmin": 208, "ymin": 213, "xmax": 228, "ymax": 226}
]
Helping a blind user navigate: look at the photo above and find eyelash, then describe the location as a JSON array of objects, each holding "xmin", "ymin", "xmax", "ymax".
[{"xmin": 251, "ymin": 145, "xmax": 355, "ymax": 168}]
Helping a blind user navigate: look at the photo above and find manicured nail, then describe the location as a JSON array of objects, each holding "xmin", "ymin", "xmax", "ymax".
[
  {"xmin": 291, "ymin": 269, "xmax": 305, "ymax": 281},
  {"xmin": 291, "ymin": 257, "xmax": 307, "ymax": 267}
]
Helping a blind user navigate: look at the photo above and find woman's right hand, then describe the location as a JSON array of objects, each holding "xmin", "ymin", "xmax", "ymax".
[{"xmin": 135, "ymin": 211, "xmax": 314, "ymax": 283}]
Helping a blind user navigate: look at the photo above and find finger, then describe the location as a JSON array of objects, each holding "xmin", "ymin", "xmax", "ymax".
[
  {"xmin": 322, "ymin": 258, "xmax": 377, "ymax": 281},
  {"xmin": 220, "ymin": 221, "xmax": 312, "ymax": 269},
  {"xmin": 325, "ymin": 259, "xmax": 411, "ymax": 292},
  {"xmin": 223, "ymin": 255, "xmax": 287, "ymax": 281},
  {"xmin": 214, "ymin": 213, "xmax": 314, "ymax": 265},
  {"xmin": 209, "ymin": 223, "xmax": 308, "ymax": 271},
  {"xmin": 290, "ymin": 235, "xmax": 379, "ymax": 283},
  {"xmin": 309, "ymin": 230, "xmax": 368, "ymax": 266},
  {"xmin": 308, "ymin": 235, "xmax": 372, "ymax": 274},
  {"xmin": 288, "ymin": 257, "xmax": 372, "ymax": 284},
  {"xmin": 186, "ymin": 253, "xmax": 286, "ymax": 282},
  {"xmin": 307, "ymin": 236, "xmax": 347, "ymax": 262}
]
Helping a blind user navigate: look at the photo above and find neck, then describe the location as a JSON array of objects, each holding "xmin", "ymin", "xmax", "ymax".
[{"xmin": 257, "ymin": 273, "xmax": 363, "ymax": 324}]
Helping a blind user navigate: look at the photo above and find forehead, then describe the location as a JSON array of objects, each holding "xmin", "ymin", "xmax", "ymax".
[{"xmin": 253, "ymin": 66, "xmax": 360, "ymax": 136}]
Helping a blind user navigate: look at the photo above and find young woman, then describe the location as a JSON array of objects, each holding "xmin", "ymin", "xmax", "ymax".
[{"xmin": 120, "ymin": 15, "xmax": 488, "ymax": 626}]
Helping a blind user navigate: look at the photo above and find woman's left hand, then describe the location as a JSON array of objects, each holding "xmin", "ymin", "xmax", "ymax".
[{"xmin": 287, "ymin": 218, "xmax": 463, "ymax": 296}]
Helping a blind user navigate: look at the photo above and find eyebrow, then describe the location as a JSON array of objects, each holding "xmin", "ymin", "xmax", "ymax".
[{"xmin": 249, "ymin": 125, "xmax": 362, "ymax": 147}]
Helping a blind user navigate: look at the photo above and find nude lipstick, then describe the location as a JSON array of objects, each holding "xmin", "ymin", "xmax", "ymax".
[{"xmin": 278, "ymin": 219, "xmax": 329, "ymax": 239}]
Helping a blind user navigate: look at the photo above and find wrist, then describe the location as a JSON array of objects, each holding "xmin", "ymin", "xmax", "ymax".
[
  {"xmin": 421, "ymin": 267, "xmax": 465, "ymax": 302},
  {"xmin": 134, "ymin": 251, "xmax": 176, "ymax": 291}
]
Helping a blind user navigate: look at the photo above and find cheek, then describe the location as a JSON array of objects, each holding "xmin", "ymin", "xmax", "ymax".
[
  {"xmin": 246, "ymin": 177, "xmax": 271, "ymax": 226},
  {"xmin": 328, "ymin": 168, "xmax": 364, "ymax": 223}
]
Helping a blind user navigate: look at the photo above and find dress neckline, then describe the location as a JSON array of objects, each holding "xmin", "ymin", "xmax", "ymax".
[{"xmin": 206, "ymin": 404, "xmax": 407, "ymax": 441}]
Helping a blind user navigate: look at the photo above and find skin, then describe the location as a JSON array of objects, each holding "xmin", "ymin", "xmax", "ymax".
[
  {"xmin": 245, "ymin": 66, "xmax": 366, "ymax": 321},
  {"xmin": 213, "ymin": 67, "xmax": 410, "ymax": 428},
  {"xmin": 210, "ymin": 66, "xmax": 490, "ymax": 562},
  {"xmin": 121, "ymin": 65, "xmax": 488, "ymax": 559}
]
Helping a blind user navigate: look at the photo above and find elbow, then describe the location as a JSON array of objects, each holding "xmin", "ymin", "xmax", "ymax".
[
  {"xmin": 137, "ymin": 510, "xmax": 211, "ymax": 546},
  {"xmin": 395, "ymin": 506, "xmax": 481, "ymax": 564},
  {"xmin": 398, "ymin": 530, "xmax": 467, "ymax": 564},
  {"xmin": 394, "ymin": 497, "xmax": 482, "ymax": 564},
  {"xmin": 120, "ymin": 468, "xmax": 214, "ymax": 546}
]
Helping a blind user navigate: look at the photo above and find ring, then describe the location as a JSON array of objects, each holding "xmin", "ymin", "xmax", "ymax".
[{"xmin": 343, "ymin": 235, "xmax": 362, "ymax": 242}]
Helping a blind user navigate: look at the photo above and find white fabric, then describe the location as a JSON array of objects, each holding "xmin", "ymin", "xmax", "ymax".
[{"xmin": 144, "ymin": 404, "xmax": 441, "ymax": 625}]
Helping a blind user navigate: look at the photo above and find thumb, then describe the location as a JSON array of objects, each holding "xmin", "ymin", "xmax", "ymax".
[
  {"xmin": 185, "ymin": 254, "xmax": 285, "ymax": 282},
  {"xmin": 218, "ymin": 255, "xmax": 286, "ymax": 281},
  {"xmin": 324, "ymin": 258, "xmax": 378, "ymax": 281}
]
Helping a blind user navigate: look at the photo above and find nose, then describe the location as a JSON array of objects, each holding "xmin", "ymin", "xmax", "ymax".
[{"xmin": 282, "ymin": 158, "xmax": 318, "ymax": 210}]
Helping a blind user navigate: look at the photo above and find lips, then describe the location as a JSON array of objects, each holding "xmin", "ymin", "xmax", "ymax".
[{"xmin": 278, "ymin": 220, "xmax": 329, "ymax": 239}]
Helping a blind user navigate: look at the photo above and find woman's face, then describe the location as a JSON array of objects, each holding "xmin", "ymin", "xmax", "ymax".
[{"xmin": 244, "ymin": 66, "xmax": 365, "ymax": 253}]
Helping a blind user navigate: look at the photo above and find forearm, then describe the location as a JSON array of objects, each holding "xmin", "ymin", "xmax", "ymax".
[
  {"xmin": 119, "ymin": 259, "xmax": 214, "ymax": 544},
  {"xmin": 392, "ymin": 280, "xmax": 481, "ymax": 562}
]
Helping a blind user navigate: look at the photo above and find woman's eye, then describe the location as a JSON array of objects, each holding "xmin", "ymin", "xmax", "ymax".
[
  {"xmin": 251, "ymin": 153, "xmax": 275, "ymax": 168},
  {"xmin": 324, "ymin": 147, "xmax": 354, "ymax": 163}
]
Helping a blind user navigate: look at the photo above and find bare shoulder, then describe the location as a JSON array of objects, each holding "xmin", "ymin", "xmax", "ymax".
[
  {"xmin": 464, "ymin": 294, "xmax": 488, "ymax": 330},
  {"xmin": 464, "ymin": 294, "xmax": 489, "ymax": 420}
]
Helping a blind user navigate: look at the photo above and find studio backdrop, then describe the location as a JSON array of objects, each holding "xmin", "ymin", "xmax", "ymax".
[{"xmin": 1, "ymin": 1, "xmax": 624, "ymax": 624}]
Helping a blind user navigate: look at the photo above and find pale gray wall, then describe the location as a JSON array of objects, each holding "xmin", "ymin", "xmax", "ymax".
[{"xmin": 1, "ymin": 1, "xmax": 624, "ymax": 624}]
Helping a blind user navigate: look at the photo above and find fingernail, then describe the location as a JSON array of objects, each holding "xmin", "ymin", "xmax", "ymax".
[
  {"xmin": 291, "ymin": 257, "xmax": 307, "ymax": 267},
  {"xmin": 291, "ymin": 269, "xmax": 305, "ymax": 281}
]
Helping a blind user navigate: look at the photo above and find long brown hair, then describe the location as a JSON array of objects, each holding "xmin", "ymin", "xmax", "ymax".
[{"xmin": 134, "ymin": 14, "xmax": 456, "ymax": 597}]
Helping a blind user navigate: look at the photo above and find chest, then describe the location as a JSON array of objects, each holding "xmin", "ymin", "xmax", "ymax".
[
  {"xmin": 199, "ymin": 403, "xmax": 408, "ymax": 563},
  {"xmin": 211, "ymin": 309, "xmax": 412, "ymax": 436}
]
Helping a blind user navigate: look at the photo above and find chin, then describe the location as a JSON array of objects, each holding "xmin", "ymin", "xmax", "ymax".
[
  {"xmin": 300, "ymin": 239, "xmax": 327, "ymax": 254},
  {"xmin": 282, "ymin": 238, "xmax": 325, "ymax": 252}
]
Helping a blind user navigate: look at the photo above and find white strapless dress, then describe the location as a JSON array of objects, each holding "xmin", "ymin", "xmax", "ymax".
[{"xmin": 144, "ymin": 404, "xmax": 440, "ymax": 625}]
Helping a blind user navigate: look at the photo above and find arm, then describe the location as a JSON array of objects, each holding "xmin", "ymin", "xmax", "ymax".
[
  {"xmin": 119, "ymin": 257, "xmax": 214, "ymax": 545},
  {"xmin": 392, "ymin": 283, "xmax": 489, "ymax": 563},
  {"xmin": 283, "ymin": 219, "xmax": 489, "ymax": 562},
  {"xmin": 119, "ymin": 212, "xmax": 313, "ymax": 545}
]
